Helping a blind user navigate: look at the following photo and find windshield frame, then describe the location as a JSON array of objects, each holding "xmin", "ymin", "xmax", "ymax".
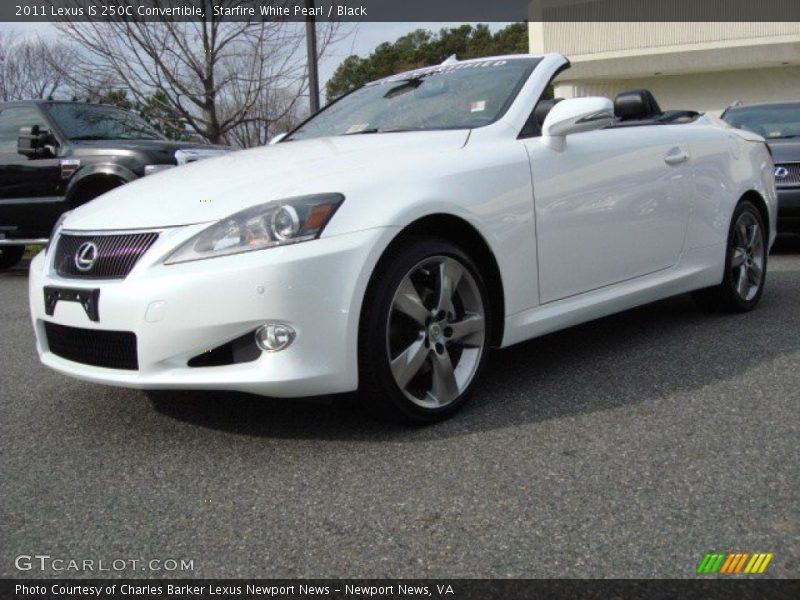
[
  {"xmin": 43, "ymin": 102, "xmax": 166, "ymax": 142},
  {"xmin": 284, "ymin": 57, "xmax": 541, "ymax": 142}
]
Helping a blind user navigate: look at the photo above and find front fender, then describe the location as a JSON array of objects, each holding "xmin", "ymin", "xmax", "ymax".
[
  {"xmin": 64, "ymin": 162, "xmax": 138, "ymax": 202},
  {"xmin": 324, "ymin": 139, "xmax": 538, "ymax": 317}
]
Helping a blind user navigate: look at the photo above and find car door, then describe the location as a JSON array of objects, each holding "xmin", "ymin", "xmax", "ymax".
[
  {"xmin": 522, "ymin": 124, "xmax": 692, "ymax": 304},
  {"xmin": 0, "ymin": 105, "xmax": 63, "ymax": 237}
]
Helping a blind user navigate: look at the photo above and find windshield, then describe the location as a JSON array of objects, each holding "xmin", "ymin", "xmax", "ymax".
[
  {"xmin": 45, "ymin": 103, "xmax": 165, "ymax": 141},
  {"xmin": 288, "ymin": 58, "xmax": 540, "ymax": 141},
  {"xmin": 722, "ymin": 104, "xmax": 800, "ymax": 139}
]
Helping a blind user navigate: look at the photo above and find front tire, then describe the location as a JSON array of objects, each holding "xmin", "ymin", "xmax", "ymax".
[
  {"xmin": 693, "ymin": 200, "xmax": 767, "ymax": 312},
  {"xmin": 71, "ymin": 177, "xmax": 125, "ymax": 208},
  {"xmin": 358, "ymin": 237, "xmax": 492, "ymax": 423},
  {"xmin": 0, "ymin": 246, "xmax": 24, "ymax": 270}
]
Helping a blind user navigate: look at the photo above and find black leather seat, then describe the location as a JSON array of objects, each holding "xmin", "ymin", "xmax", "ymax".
[
  {"xmin": 534, "ymin": 97, "xmax": 564, "ymax": 127},
  {"xmin": 519, "ymin": 97, "xmax": 564, "ymax": 138},
  {"xmin": 614, "ymin": 89, "xmax": 662, "ymax": 121}
]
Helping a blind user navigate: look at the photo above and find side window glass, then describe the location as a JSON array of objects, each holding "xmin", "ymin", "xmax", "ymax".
[{"xmin": 0, "ymin": 107, "xmax": 48, "ymax": 153}]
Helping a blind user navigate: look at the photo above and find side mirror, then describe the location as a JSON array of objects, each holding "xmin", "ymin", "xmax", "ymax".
[
  {"xmin": 268, "ymin": 132, "xmax": 288, "ymax": 145},
  {"xmin": 18, "ymin": 125, "xmax": 55, "ymax": 159},
  {"xmin": 541, "ymin": 97, "xmax": 614, "ymax": 151}
]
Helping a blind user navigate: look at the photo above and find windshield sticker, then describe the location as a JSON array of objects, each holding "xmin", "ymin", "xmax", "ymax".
[
  {"xmin": 470, "ymin": 101, "xmax": 487, "ymax": 113},
  {"xmin": 373, "ymin": 60, "xmax": 510, "ymax": 86},
  {"xmin": 345, "ymin": 123, "xmax": 371, "ymax": 134}
]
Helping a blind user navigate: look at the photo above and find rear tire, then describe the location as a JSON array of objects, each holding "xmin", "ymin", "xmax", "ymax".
[
  {"xmin": 693, "ymin": 200, "xmax": 767, "ymax": 313},
  {"xmin": 0, "ymin": 246, "xmax": 24, "ymax": 270},
  {"xmin": 358, "ymin": 237, "xmax": 492, "ymax": 424}
]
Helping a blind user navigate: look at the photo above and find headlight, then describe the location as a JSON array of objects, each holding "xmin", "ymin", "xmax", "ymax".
[
  {"xmin": 163, "ymin": 193, "xmax": 343, "ymax": 265},
  {"xmin": 46, "ymin": 210, "xmax": 72, "ymax": 254}
]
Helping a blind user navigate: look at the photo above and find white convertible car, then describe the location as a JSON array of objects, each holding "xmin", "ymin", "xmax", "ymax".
[{"xmin": 29, "ymin": 54, "xmax": 777, "ymax": 422}]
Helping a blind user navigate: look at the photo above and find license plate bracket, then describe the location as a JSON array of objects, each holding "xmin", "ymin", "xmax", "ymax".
[{"xmin": 44, "ymin": 286, "xmax": 100, "ymax": 322}]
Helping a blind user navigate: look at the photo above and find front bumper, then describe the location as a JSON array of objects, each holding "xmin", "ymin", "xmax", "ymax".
[
  {"xmin": 29, "ymin": 226, "xmax": 394, "ymax": 397},
  {"xmin": 777, "ymin": 187, "xmax": 800, "ymax": 233}
]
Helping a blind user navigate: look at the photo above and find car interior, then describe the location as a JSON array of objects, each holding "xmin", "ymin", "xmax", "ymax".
[
  {"xmin": 520, "ymin": 88, "xmax": 700, "ymax": 138},
  {"xmin": 610, "ymin": 89, "xmax": 700, "ymax": 127}
]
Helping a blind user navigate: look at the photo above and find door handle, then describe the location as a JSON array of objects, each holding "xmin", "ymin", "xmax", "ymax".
[{"xmin": 664, "ymin": 149, "xmax": 689, "ymax": 165}]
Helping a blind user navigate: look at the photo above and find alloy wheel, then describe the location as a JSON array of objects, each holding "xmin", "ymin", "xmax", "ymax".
[
  {"xmin": 730, "ymin": 211, "xmax": 765, "ymax": 302},
  {"xmin": 386, "ymin": 255, "xmax": 486, "ymax": 409}
]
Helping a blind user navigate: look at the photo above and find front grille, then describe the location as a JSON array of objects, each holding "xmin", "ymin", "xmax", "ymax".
[
  {"xmin": 775, "ymin": 163, "xmax": 800, "ymax": 187},
  {"xmin": 44, "ymin": 321, "xmax": 138, "ymax": 370},
  {"xmin": 54, "ymin": 232, "xmax": 159, "ymax": 279}
]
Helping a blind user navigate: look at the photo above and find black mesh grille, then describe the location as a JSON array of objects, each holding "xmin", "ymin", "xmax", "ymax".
[
  {"xmin": 54, "ymin": 232, "xmax": 159, "ymax": 279},
  {"xmin": 44, "ymin": 321, "xmax": 138, "ymax": 370},
  {"xmin": 775, "ymin": 163, "xmax": 800, "ymax": 187}
]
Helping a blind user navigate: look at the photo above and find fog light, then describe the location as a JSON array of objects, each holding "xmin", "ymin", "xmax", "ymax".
[{"xmin": 255, "ymin": 323, "xmax": 295, "ymax": 352}]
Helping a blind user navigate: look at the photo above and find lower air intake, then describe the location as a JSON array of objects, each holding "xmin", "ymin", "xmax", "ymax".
[{"xmin": 44, "ymin": 321, "xmax": 138, "ymax": 370}]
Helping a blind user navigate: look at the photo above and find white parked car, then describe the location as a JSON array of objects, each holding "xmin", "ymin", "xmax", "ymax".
[{"xmin": 29, "ymin": 54, "xmax": 777, "ymax": 423}]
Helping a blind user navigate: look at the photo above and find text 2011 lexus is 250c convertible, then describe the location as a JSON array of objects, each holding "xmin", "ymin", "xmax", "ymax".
[{"xmin": 29, "ymin": 53, "xmax": 777, "ymax": 423}]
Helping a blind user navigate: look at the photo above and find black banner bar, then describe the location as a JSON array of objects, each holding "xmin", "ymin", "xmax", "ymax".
[
  {"xmin": 3, "ymin": 0, "xmax": 800, "ymax": 23},
  {"xmin": 3, "ymin": 579, "xmax": 800, "ymax": 600}
]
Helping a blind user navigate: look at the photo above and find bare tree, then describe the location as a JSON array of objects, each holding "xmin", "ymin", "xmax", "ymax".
[
  {"xmin": 56, "ymin": 1, "xmax": 344, "ymax": 145},
  {"xmin": 0, "ymin": 29, "xmax": 15, "ymax": 101},
  {"xmin": 0, "ymin": 31, "xmax": 75, "ymax": 101},
  {"xmin": 224, "ymin": 85, "xmax": 305, "ymax": 147}
]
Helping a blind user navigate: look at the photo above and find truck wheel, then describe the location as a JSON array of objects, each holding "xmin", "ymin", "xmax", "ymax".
[
  {"xmin": 72, "ymin": 177, "xmax": 125, "ymax": 207},
  {"xmin": 358, "ymin": 237, "xmax": 491, "ymax": 423},
  {"xmin": 0, "ymin": 246, "xmax": 24, "ymax": 270}
]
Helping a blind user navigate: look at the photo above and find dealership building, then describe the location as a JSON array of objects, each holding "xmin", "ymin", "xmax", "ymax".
[{"xmin": 528, "ymin": 20, "xmax": 800, "ymax": 114}]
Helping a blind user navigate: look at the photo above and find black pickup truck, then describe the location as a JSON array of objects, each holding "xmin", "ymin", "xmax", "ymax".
[{"xmin": 0, "ymin": 100, "xmax": 229, "ymax": 269}]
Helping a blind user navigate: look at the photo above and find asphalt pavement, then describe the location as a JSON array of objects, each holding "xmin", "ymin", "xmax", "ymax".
[{"xmin": 2, "ymin": 240, "xmax": 799, "ymax": 579}]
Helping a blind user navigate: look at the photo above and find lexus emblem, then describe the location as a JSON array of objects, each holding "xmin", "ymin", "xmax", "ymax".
[
  {"xmin": 74, "ymin": 241, "xmax": 99, "ymax": 271},
  {"xmin": 774, "ymin": 166, "xmax": 789, "ymax": 180}
]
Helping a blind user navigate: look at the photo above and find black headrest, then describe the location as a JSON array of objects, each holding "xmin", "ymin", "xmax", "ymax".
[
  {"xmin": 534, "ymin": 97, "xmax": 564, "ymax": 127},
  {"xmin": 614, "ymin": 89, "xmax": 662, "ymax": 121}
]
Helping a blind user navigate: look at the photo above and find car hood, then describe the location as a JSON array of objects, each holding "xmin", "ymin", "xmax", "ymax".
[
  {"xmin": 767, "ymin": 138, "xmax": 800, "ymax": 163},
  {"xmin": 63, "ymin": 130, "xmax": 470, "ymax": 231}
]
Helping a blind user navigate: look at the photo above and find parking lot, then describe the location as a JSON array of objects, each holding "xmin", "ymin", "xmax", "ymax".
[{"xmin": 2, "ymin": 240, "xmax": 799, "ymax": 579}]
